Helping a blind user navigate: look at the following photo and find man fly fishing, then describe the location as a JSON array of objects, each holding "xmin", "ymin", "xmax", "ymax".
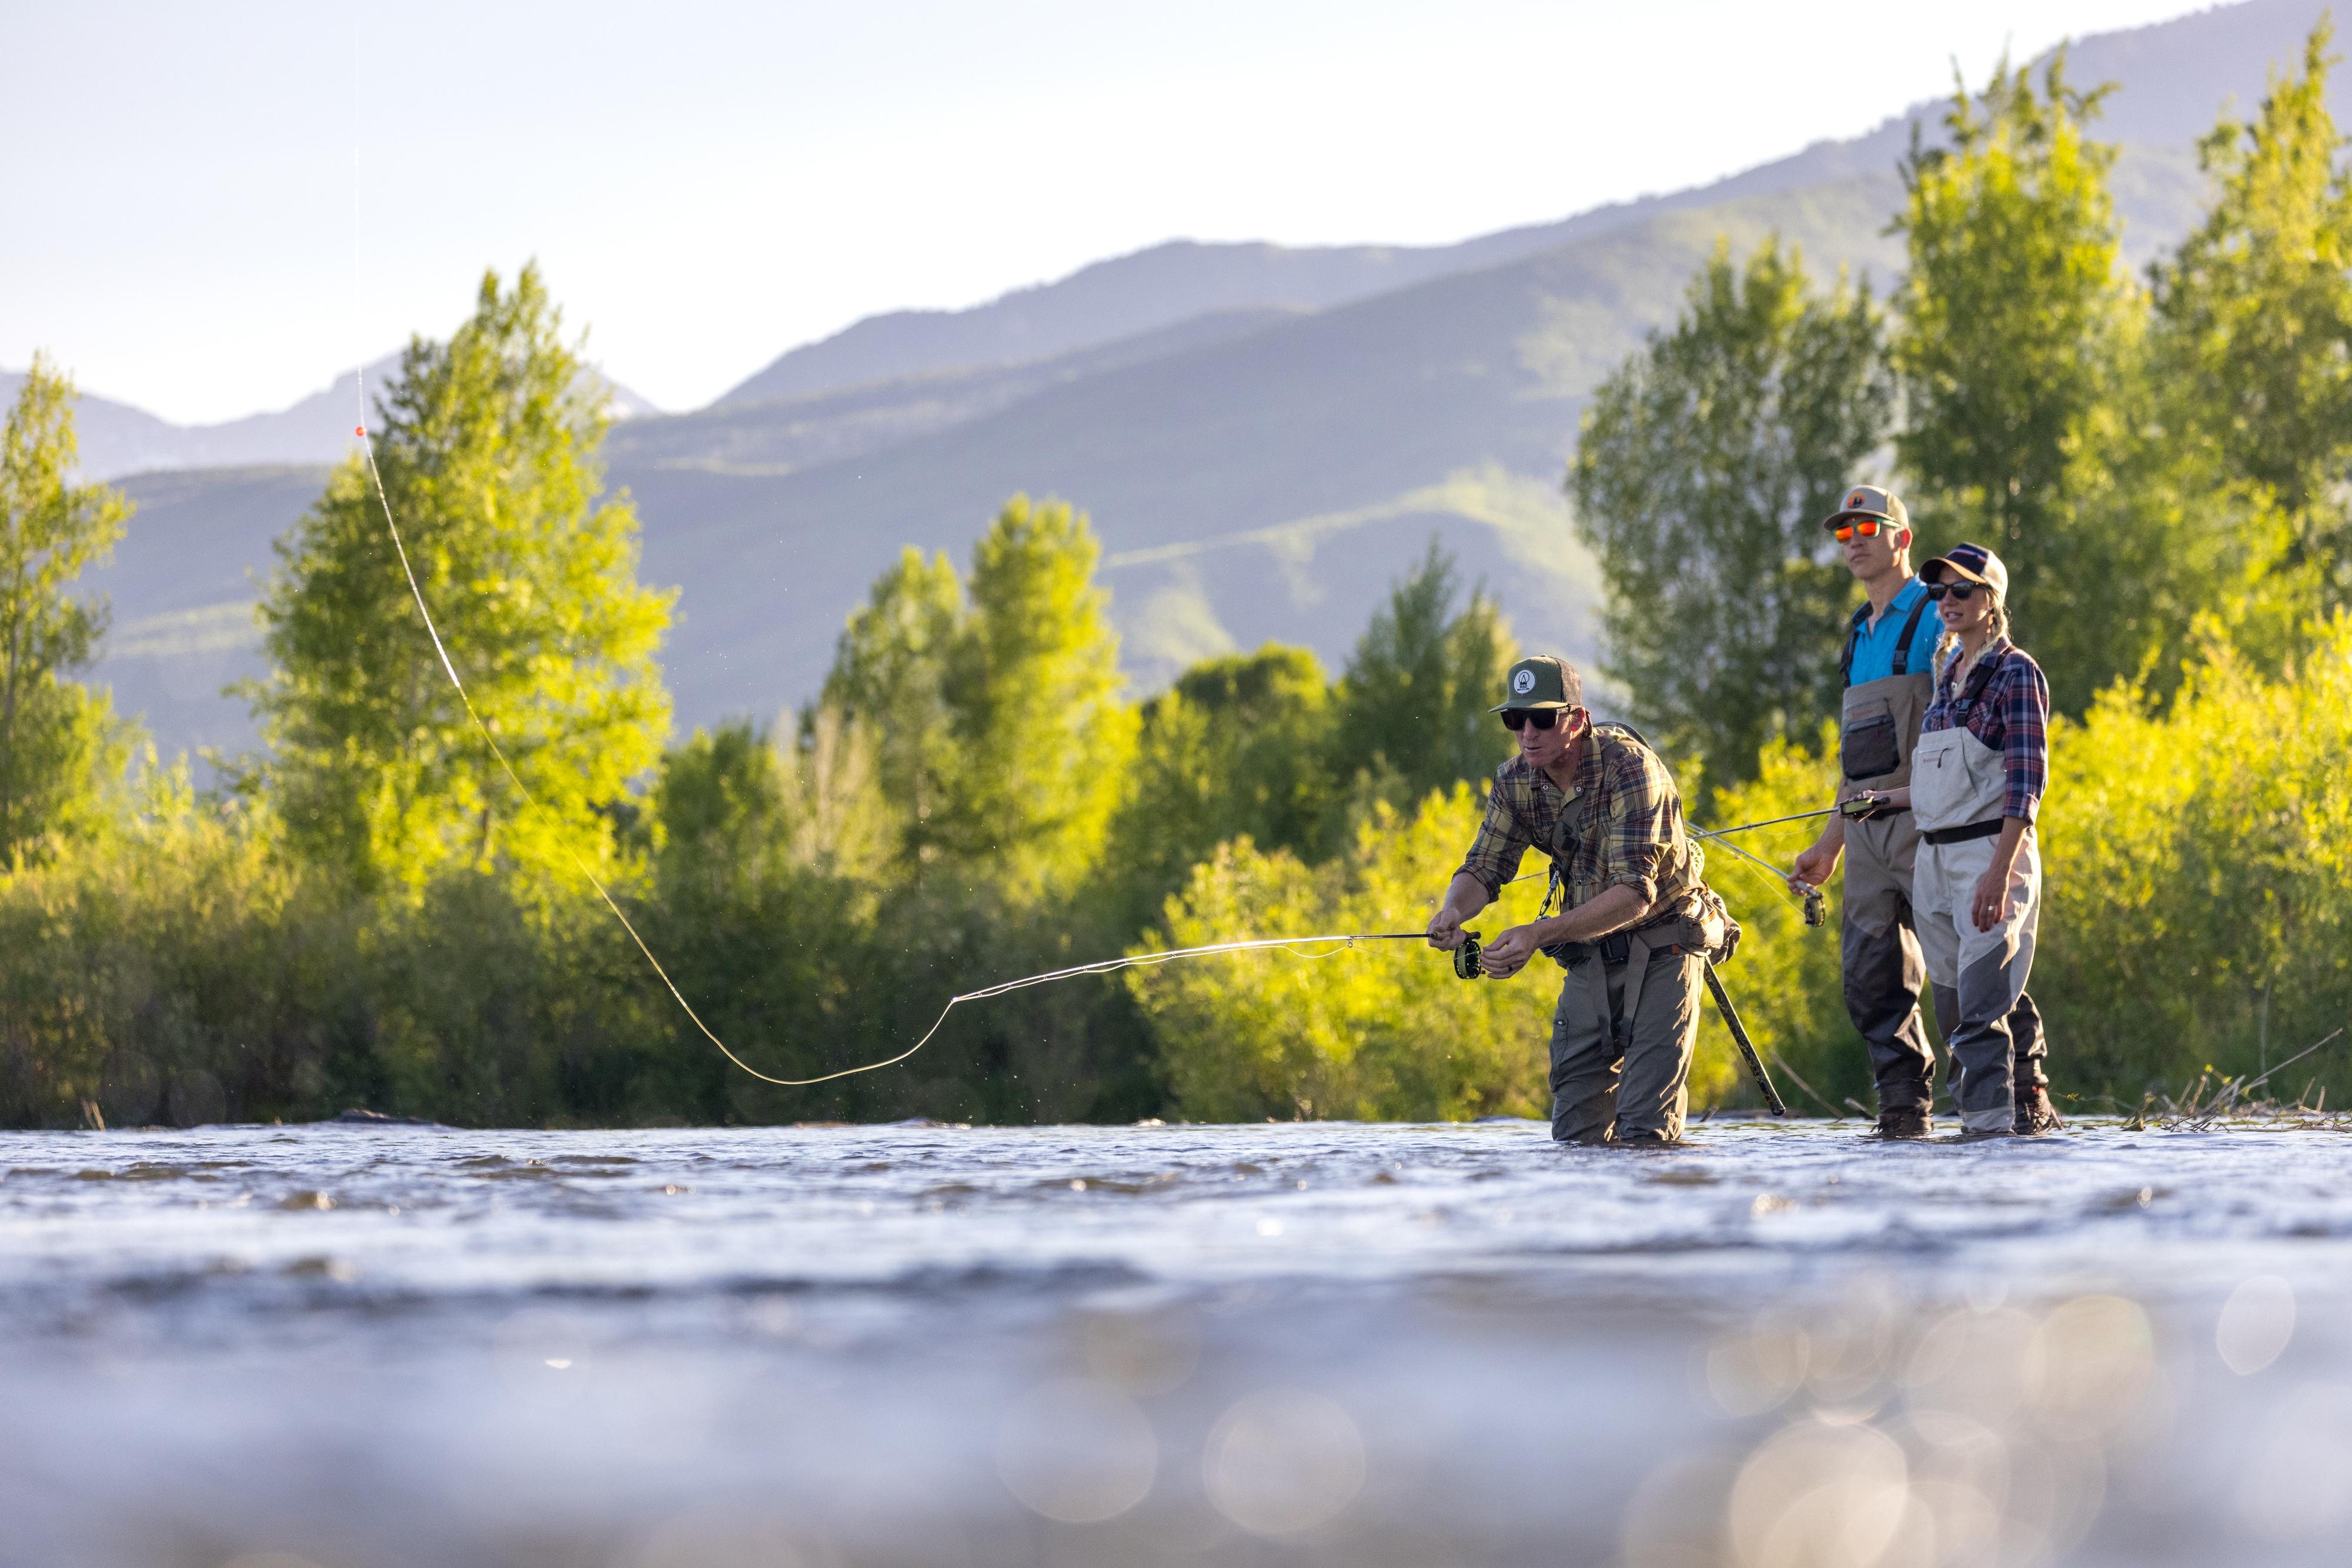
[{"xmin": 1426, "ymin": 656, "xmax": 1738, "ymax": 1145}]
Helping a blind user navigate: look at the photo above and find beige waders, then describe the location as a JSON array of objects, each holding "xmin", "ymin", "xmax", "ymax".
[
  {"xmin": 1912, "ymin": 723, "xmax": 2043, "ymax": 1135},
  {"xmin": 1839, "ymin": 609, "xmax": 2044, "ymax": 1119}
]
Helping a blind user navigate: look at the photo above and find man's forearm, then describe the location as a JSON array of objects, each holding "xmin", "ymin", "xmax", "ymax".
[
  {"xmin": 1526, "ymin": 883, "xmax": 1648, "ymax": 947},
  {"xmin": 1441, "ymin": 871, "xmax": 1494, "ymax": 925}
]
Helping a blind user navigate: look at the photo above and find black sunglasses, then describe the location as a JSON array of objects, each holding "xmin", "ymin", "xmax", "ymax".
[
  {"xmin": 1926, "ymin": 582, "xmax": 1984, "ymax": 601},
  {"xmin": 1500, "ymin": 707, "xmax": 1579, "ymax": 732}
]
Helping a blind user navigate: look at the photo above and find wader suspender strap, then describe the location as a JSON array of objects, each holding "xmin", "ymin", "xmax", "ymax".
[
  {"xmin": 1558, "ymin": 735, "xmax": 1654, "ymax": 1049},
  {"xmin": 1890, "ymin": 593, "xmax": 1933, "ymax": 677},
  {"xmin": 1838, "ymin": 604, "xmax": 1867, "ymax": 688},
  {"xmin": 1840, "ymin": 591, "xmax": 1936, "ymax": 688},
  {"xmin": 1613, "ymin": 932, "xmax": 1655, "ymax": 1050},
  {"xmin": 1541, "ymin": 768, "xmax": 1591, "ymax": 922}
]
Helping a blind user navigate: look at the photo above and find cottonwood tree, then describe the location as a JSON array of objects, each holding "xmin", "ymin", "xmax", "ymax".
[
  {"xmin": 0, "ymin": 356, "xmax": 135, "ymax": 864},
  {"xmin": 811, "ymin": 496, "xmax": 1135, "ymax": 903},
  {"xmin": 1571, "ymin": 239, "xmax": 1887, "ymax": 797},
  {"xmin": 817, "ymin": 545, "xmax": 966, "ymax": 877},
  {"xmin": 1891, "ymin": 56, "xmax": 2148, "ymax": 708},
  {"xmin": 1331, "ymin": 540, "xmax": 1515, "ymax": 813},
  {"xmin": 249, "ymin": 264, "xmax": 673, "ymax": 892},
  {"xmin": 2153, "ymin": 19, "xmax": 2352, "ymax": 608},
  {"xmin": 1101, "ymin": 643, "xmax": 1337, "ymax": 935}
]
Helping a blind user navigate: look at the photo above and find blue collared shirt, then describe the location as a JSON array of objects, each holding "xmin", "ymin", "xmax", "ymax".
[{"xmin": 1841, "ymin": 577, "xmax": 1941, "ymax": 687}]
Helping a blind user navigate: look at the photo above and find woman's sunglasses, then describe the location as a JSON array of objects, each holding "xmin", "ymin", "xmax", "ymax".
[
  {"xmin": 1926, "ymin": 582, "xmax": 1983, "ymax": 601},
  {"xmin": 1500, "ymin": 707, "xmax": 1578, "ymax": 732},
  {"xmin": 1832, "ymin": 517, "xmax": 1897, "ymax": 541}
]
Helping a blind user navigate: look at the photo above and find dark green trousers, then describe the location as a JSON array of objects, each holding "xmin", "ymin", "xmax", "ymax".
[{"xmin": 1546, "ymin": 947, "xmax": 1703, "ymax": 1144}]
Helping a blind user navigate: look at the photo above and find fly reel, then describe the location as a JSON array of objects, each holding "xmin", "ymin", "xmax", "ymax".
[{"xmin": 1453, "ymin": 931, "xmax": 1484, "ymax": 980}]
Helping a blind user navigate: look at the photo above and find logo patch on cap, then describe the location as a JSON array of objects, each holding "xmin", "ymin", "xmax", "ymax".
[
  {"xmin": 1512, "ymin": 668, "xmax": 1536, "ymax": 695},
  {"xmin": 1849, "ymin": 490, "xmax": 1870, "ymax": 509}
]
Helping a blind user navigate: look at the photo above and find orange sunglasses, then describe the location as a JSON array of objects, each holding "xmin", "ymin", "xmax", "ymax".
[{"xmin": 1832, "ymin": 517, "xmax": 1901, "ymax": 542}]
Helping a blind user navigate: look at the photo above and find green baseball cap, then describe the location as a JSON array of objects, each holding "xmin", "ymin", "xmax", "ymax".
[{"xmin": 1492, "ymin": 654, "xmax": 1582, "ymax": 712}]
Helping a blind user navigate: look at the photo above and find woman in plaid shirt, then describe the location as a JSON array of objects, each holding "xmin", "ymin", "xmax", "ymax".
[{"xmin": 1852, "ymin": 543, "xmax": 2058, "ymax": 1136}]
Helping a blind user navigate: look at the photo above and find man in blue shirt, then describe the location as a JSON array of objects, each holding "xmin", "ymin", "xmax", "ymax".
[{"xmin": 1788, "ymin": 485, "xmax": 2042, "ymax": 1138}]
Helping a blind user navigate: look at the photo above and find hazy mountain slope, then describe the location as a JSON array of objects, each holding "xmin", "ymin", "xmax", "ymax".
[
  {"xmin": 76, "ymin": 466, "xmax": 330, "ymax": 763},
  {"xmin": 622, "ymin": 135, "xmax": 2213, "ymax": 727},
  {"xmin": 719, "ymin": 0, "xmax": 2336, "ymax": 412},
  {"xmin": 1, "ymin": 358, "xmax": 657, "ymax": 482},
  {"xmin": 615, "ymin": 307, "xmax": 1300, "ymax": 477},
  {"xmin": 623, "ymin": 176, "xmax": 1915, "ymax": 726}
]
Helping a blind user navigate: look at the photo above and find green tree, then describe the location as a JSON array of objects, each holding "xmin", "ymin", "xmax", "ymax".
[
  {"xmin": 1890, "ymin": 56, "xmax": 2141, "ymax": 704},
  {"xmin": 940, "ymin": 497, "xmax": 1136, "ymax": 901},
  {"xmin": 1329, "ymin": 540, "xmax": 1513, "ymax": 815},
  {"xmin": 249, "ymin": 264, "xmax": 673, "ymax": 892},
  {"xmin": 1569, "ymin": 238, "xmax": 1887, "ymax": 797},
  {"xmin": 816, "ymin": 545, "xmax": 965, "ymax": 876},
  {"xmin": 813, "ymin": 498, "xmax": 1134, "ymax": 901},
  {"xmin": 2153, "ymin": 19, "xmax": 2352, "ymax": 606},
  {"xmin": 1100, "ymin": 643, "xmax": 1335, "ymax": 935},
  {"xmin": 0, "ymin": 355, "xmax": 136, "ymax": 864}
]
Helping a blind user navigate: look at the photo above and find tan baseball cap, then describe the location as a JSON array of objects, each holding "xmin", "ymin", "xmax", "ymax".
[{"xmin": 1823, "ymin": 484, "xmax": 1910, "ymax": 533}]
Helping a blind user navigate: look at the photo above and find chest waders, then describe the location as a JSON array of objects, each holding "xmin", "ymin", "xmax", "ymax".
[
  {"xmin": 1910, "ymin": 654, "xmax": 2047, "ymax": 1134},
  {"xmin": 1536, "ymin": 728, "xmax": 1785, "ymax": 1117},
  {"xmin": 1836, "ymin": 593, "xmax": 1941, "ymax": 1118}
]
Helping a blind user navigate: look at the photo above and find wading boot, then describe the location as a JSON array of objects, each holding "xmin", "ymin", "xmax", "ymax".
[
  {"xmin": 1874, "ymin": 1105, "xmax": 1933, "ymax": 1141},
  {"xmin": 2014, "ymin": 1086, "xmax": 2063, "ymax": 1136}
]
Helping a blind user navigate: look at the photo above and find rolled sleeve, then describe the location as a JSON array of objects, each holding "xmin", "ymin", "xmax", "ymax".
[
  {"xmin": 1599, "ymin": 755, "xmax": 1669, "ymax": 907},
  {"xmin": 1458, "ymin": 785, "xmax": 1531, "ymax": 897},
  {"xmin": 2002, "ymin": 661, "xmax": 2050, "ymax": 823}
]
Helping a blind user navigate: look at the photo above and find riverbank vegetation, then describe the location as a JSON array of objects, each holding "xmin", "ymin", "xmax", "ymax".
[{"xmin": 4, "ymin": 29, "xmax": 2349, "ymax": 1127}]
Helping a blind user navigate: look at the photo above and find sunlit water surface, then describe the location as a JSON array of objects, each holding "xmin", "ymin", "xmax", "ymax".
[{"xmin": 7, "ymin": 1117, "xmax": 2352, "ymax": 1567}]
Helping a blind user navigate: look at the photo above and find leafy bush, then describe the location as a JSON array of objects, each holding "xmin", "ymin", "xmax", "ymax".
[
  {"xmin": 1132, "ymin": 787, "xmax": 1563, "ymax": 1123},
  {"xmin": 2037, "ymin": 614, "xmax": 2352, "ymax": 1099}
]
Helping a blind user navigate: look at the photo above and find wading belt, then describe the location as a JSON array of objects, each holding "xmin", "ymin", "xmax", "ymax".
[
  {"xmin": 1558, "ymin": 916, "xmax": 1712, "ymax": 1049},
  {"xmin": 1923, "ymin": 818, "xmax": 2005, "ymax": 847}
]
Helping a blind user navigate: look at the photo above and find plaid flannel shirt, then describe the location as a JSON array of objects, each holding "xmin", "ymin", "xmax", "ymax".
[
  {"xmin": 1922, "ymin": 637, "xmax": 2049, "ymax": 823},
  {"xmin": 1456, "ymin": 724, "xmax": 1707, "ymax": 926}
]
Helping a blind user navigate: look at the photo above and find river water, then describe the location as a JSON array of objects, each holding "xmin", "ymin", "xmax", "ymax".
[{"xmin": 6, "ymin": 1116, "xmax": 2352, "ymax": 1567}]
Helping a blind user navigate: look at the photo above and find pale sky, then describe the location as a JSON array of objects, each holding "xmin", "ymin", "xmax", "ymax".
[{"xmin": 5, "ymin": 0, "xmax": 2210, "ymax": 423}]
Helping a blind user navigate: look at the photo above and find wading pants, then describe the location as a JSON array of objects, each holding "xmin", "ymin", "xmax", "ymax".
[
  {"xmin": 1915, "ymin": 833, "xmax": 2044, "ymax": 1135},
  {"xmin": 1547, "ymin": 946, "xmax": 1703, "ymax": 1144},
  {"xmin": 1844, "ymin": 817, "xmax": 2046, "ymax": 1114}
]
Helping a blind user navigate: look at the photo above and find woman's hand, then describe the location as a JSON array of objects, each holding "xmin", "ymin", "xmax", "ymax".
[
  {"xmin": 1844, "ymin": 785, "xmax": 1912, "ymax": 815},
  {"xmin": 1478, "ymin": 924, "xmax": 1544, "ymax": 978},
  {"xmin": 1973, "ymin": 818, "xmax": 2032, "ymax": 932},
  {"xmin": 1970, "ymin": 864, "xmax": 2008, "ymax": 932}
]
